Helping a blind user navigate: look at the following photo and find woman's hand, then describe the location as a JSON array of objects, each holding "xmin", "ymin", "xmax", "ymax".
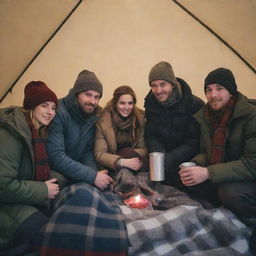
[
  {"xmin": 122, "ymin": 157, "xmax": 142, "ymax": 171},
  {"xmin": 44, "ymin": 178, "xmax": 60, "ymax": 199}
]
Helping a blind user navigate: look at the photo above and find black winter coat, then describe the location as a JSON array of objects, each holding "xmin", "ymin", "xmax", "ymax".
[{"xmin": 144, "ymin": 78, "xmax": 204, "ymax": 183}]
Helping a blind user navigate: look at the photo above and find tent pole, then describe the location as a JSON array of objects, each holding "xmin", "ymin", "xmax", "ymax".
[
  {"xmin": 172, "ymin": 0, "xmax": 256, "ymax": 74},
  {"xmin": 0, "ymin": 0, "xmax": 83, "ymax": 103}
]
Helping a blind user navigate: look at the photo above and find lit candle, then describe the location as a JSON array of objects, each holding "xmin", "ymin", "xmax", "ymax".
[
  {"xmin": 134, "ymin": 194, "xmax": 141, "ymax": 203},
  {"xmin": 124, "ymin": 194, "xmax": 151, "ymax": 209}
]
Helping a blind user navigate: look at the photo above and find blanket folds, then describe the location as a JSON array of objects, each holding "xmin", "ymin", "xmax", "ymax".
[
  {"xmin": 120, "ymin": 205, "xmax": 251, "ymax": 256},
  {"xmin": 34, "ymin": 181, "xmax": 252, "ymax": 256},
  {"xmin": 35, "ymin": 183, "xmax": 128, "ymax": 256}
]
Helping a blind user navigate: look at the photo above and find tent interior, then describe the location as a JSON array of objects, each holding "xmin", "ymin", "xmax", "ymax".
[{"xmin": 0, "ymin": 0, "xmax": 256, "ymax": 108}]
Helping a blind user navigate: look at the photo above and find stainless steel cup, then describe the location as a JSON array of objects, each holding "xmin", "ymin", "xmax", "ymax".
[
  {"xmin": 180, "ymin": 162, "xmax": 196, "ymax": 168},
  {"xmin": 149, "ymin": 152, "xmax": 165, "ymax": 181}
]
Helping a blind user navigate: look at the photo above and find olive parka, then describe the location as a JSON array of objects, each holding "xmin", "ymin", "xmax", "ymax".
[
  {"xmin": 0, "ymin": 107, "xmax": 48, "ymax": 248},
  {"xmin": 94, "ymin": 109, "xmax": 147, "ymax": 170},
  {"xmin": 192, "ymin": 92, "xmax": 256, "ymax": 183}
]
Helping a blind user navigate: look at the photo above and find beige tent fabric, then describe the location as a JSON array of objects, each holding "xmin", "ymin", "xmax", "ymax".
[{"xmin": 1, "ymin": 0, "xmax": 255, "ymax": 108}]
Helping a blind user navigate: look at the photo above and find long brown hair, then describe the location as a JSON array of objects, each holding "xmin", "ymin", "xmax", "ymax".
[
  {"xmin": 105, "ymin": 85, "xmax": 142, "ymax": 145},
  {"xmin": 105, "ymin": 85, "xmax": 136, "ymax": 109}
]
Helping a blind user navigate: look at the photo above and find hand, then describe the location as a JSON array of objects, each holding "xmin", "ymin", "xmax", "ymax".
[
  {"xmin": 44, "ymin": 178, "xmax": 60, "ymax": 199},
  {"xmin": 179, "ymin": 166, "xmax": 210, "ymax": 186},
  {"xmin": 94, "ymin": 170, "xmax": 113, "ymax": 190},
  {"xmin": 123, "ymin": 158, "xmax": 142, "ymax": 171}
]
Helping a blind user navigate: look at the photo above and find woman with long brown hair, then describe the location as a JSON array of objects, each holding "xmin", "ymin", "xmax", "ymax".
[{"xmin": 94, "ymin": 85, "xmax": 148, "ymax": 194}]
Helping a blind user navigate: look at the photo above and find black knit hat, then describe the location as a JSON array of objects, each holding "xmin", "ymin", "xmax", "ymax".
[
  {"xmin": 73, "ymin": 70, "xmax": 103, "ymax": 97},
  {"xmin": 204, "ymin": 68, "xmax": 237, "ymax": 95}
]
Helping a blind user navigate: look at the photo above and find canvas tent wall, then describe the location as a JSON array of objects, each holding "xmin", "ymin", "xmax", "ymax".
[{"xmin": 0, "ymin": 0, "xmax": 255, "ymax": 108}]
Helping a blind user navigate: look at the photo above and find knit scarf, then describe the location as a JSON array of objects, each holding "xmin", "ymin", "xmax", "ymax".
[
  {"xmin": 111, "ymin": 108, "xmax": 140, "ymax": 148},
  {"xmin": 158, "ymin": 81, "xmax": 183, "ymax": 108},
  {"xmin": 25, "ymin": 112, "xmax": 51, "ymax": 181},
  {"xmin": 204, "ymin": 96, "xmax": 236, "ymax": 165}
]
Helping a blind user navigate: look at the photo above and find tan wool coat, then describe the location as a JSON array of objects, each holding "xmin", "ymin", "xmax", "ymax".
[{"xmin": 94, "ymin": 109, "xmax": 147, "ymax": 170}]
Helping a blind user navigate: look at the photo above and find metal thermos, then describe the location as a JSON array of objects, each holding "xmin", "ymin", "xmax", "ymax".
[{"xmin": 149, "ymin": 152, "xmax": 165, "ymax": 181}]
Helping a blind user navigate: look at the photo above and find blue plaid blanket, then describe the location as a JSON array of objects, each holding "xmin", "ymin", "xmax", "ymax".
[{"xmin": 36, "ymin": 183, "xmax": 128, "ymax": 256}]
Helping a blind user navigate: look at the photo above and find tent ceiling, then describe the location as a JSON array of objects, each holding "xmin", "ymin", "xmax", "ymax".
[
  {"xmin": 0, "ymin": 0, "xmax": 80, "ymax": 102},
  {"xmin": 0, "ymin": 0, "xmax": 255, "ymax": 102},
  {"xmin": 178, "ymin": 0, "xmax": 256, "ymax": 70}
]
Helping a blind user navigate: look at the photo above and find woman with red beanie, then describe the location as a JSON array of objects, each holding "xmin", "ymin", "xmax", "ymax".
[{"xmin": 0, "ymin": 81, "xmax": 59, "ymax": 255}]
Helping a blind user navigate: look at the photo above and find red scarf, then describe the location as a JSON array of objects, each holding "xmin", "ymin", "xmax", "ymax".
[
  {"xmin": 25, "ymin": 113, "xmax": 51, "ymax": 181},
  {"xmin": 204, "ymin": 96, "xmax": 236, "ymax": 165}
]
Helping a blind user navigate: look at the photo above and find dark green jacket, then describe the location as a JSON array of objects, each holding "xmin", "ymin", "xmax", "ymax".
[
  {"xmin": 193, "ymin": 92, "xmax": 256, "ymax": 183},
  {"xmin": 0, "ymin": 107, "xmax": 48, "ymax": 248}
]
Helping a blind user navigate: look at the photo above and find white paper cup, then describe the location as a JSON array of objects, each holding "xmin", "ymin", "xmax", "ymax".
[{"xmin": 180, "ymin": 162, "xmax": 196, "ymax": 168}]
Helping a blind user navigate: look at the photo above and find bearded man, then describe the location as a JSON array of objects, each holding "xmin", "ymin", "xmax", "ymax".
[
  {"xmin": 144, "ymin": 61, "xmax": 204, "ymax": 189},
  {"xmin": 179, "ymin": 68, "xmax": 256, "ymax": 254},
  {"xmin": 47, "ymin": 70, "xmax": 112, "ymax": 190}
]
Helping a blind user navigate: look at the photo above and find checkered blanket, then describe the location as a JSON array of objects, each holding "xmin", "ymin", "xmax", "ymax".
[
  {"xmin": 120, "ymin": 205, "xmax": 252, "ymax": 256},
  {"xmin": 36, "ymin": 183, "xmax": 128, "ymax": 256}
]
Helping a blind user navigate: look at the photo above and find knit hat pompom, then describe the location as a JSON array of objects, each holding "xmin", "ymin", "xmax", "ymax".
[
  {"xmin": 73, "ymin": 70, "xmax": 103, "ymax": 97},
  {"xmin": 204, "ymin": 68, "xmax": 237, "ymax": 95},
  {"xmin": 148, "ymin": 61, "xmax": 179, "ymax": 88},
  {"xmin": 23, "ymin": 81, "xmax": 58, "ymax": 110}
]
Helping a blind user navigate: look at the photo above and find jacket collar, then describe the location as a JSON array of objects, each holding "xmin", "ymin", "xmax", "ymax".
[
  {"xmin": 144, "ymin": 77, "xmax": 193, "ymax": 114},
  {"xmin": 62, "ymin": 88, "xmax": 102, "ymax": 123}
]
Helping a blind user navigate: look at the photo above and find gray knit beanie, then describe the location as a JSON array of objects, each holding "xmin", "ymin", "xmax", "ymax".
[
  {"xmin": 73, "ymin": 70, "xmax": 103, "ymax": 97},
  {"xmin": 148, "ymin": 61, "xmax": 179, "ymax": 88}
]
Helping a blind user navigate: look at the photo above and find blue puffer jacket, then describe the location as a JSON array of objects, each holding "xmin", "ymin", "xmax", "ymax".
[{"xmin": 46, "ymin": 89, "xmax": 100, "ymax": 184}]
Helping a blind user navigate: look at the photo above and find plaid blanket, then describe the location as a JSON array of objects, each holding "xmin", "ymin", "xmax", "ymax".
[
  {"xmin": 36, "ymin": 183, "xmax": 128, "ymax": 256},
  {"xmin": 120, "ymin": 205, "xmax": 252, "ymax": 256}
]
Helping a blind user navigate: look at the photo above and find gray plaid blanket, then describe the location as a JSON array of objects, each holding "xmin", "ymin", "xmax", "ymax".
[{"xmin": 120, "ymin": 205, "xmax": 252, "ymax": 256}]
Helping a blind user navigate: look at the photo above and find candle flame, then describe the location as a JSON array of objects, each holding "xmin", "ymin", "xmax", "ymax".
[{"xmin": 134, "ymin": 194, "xmax": 141, "ymax": 202}]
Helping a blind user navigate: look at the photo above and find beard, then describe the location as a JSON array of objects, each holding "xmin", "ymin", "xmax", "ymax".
[{"xmin": 78, "ymin": 102, "xmax": 97, "ymax": 116}]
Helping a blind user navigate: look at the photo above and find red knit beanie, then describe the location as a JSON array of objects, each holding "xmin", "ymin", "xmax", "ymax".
[{"xmin": 23, "ymin": 81, "xmax": 58, "ymax": 109}]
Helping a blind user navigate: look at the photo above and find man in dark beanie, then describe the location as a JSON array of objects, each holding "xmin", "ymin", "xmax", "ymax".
[
  {"xmin": 144, "ymin": 61, "xmax": 204, "ymax": 189},
  {"xmin": 179, "ymin": 67, "xmax": 256, "ymax": 254},
  {"xmin": 47, "ymin": 70, "xmax": 112, "ymax": 191},
  {"xmin": 204, "ymin": 67, "xmax": 237, "ymax": 96}
]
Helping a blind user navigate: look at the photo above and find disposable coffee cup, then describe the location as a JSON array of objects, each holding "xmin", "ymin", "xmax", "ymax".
[
  {"xmin": 149, "ymin": 152, "xmax": 165, "ymax": 181},
  {"xmin": 180, "ymin": 162, "xmax": 196, "ymax": 168}
]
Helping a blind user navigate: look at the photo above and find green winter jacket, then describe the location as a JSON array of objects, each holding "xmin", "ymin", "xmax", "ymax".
[
  {"xmin": 0, "ymin": 107, "xmax": 48, "ymax": 248},
  {"xmin": 193, "ymin": 92, "xmax": 256, "ymax": 183}
]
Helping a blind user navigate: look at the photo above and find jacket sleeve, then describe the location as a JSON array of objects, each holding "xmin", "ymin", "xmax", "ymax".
[
  {"xmin": 208, "ymin": 117, "xmax": 256, "ymax": 183},
  {"xmin": 144, "ymin": 115, "xmax": 166, "ymax": 153},
  {"xmin": 171, "ymin": 97, "xmax": 205, "ymax": 167},
  {"xmin": 133, "ymin": 120, "xmax": 148, "ymax": 157},
  {"xmin": 0, "ymin": 129, "xmax": 48, "ymax": 205},
  {"xmin": 94, "ymin": 122, "xmax": 121, "ymax": 170},
  {"xmin": 191, "ymin": 133, "xmax": 209, "ymax": 166},
  {"xmin": 164, "ymin": 117, "xmax": 201, "ymax": 169},
  {"xmin": 46, "ymin": 111, "xmax": 97, "ymax": 184},
  {"xmin": 191, "ymin": 153, "xmax": 208, "ymax": 166}
]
